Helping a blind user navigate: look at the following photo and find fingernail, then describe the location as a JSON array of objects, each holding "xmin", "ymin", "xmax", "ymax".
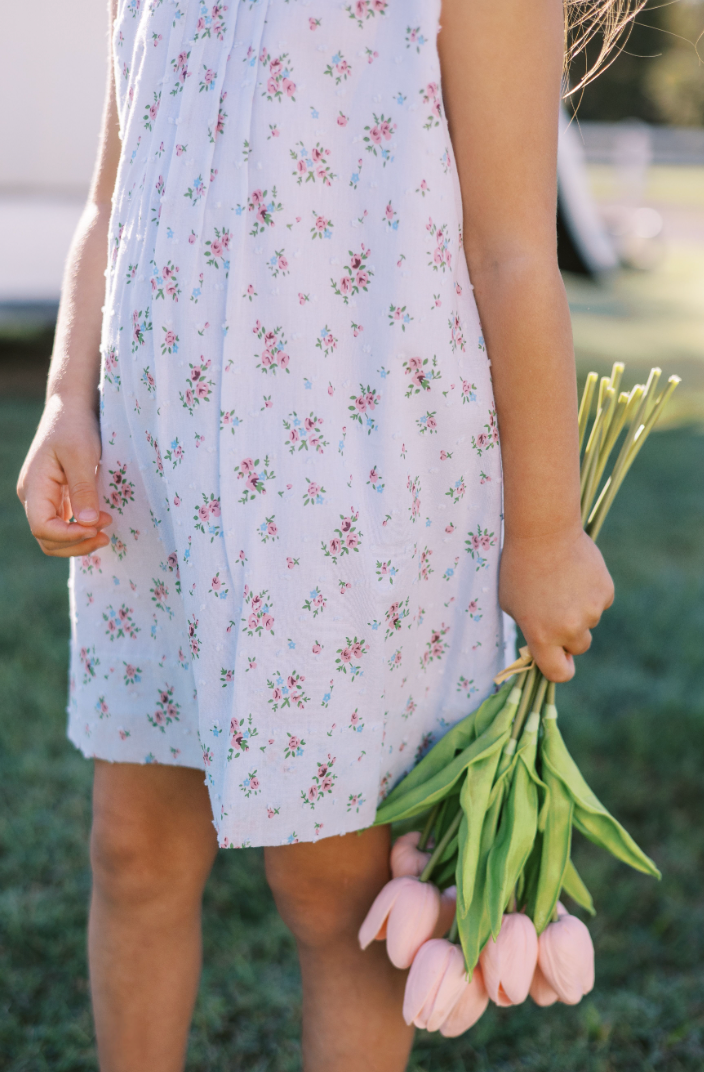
[{"xmin": 77, "ymin": 509, "xmax": 98, "ymax": 523}]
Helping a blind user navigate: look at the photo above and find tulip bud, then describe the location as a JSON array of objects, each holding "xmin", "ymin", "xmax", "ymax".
[
  {"xmin": 439, "ymin": 964, "xmax": 489, "ymax": 1037},
  {"xmin": 537, "ymin": 903, "xmax": 594, "ymax": 1005},
  {"xmin": 403, "ymin": 939, "xmax": 467, "ymax": 1030},
  {"xmin": 390, "ymin": 831, "xmax": 431, "ymax": 879},
  {"xmin": 480, "ymin": 912, "xmax": 538, "ymax": 1006},
  {"xmin": 358, "ymin": 876, "xmax": 441, "ymax": 969},
  {"xmin": 529, "ymin": 963, "xmax": 558, "ymax": 1006}
]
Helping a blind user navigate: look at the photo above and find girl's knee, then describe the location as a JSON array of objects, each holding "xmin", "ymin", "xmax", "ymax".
[
  {"xmin": 90, "ymin": 765, "xmax": 217, "ymax": 909},
  {"xmin": 265, "ymin": 829, "xmax": 391, "ymax": 948}
]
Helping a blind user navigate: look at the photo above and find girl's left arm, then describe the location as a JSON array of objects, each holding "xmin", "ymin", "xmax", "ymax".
[{"xmin": 438, "ymin": 0, "xmax": 614, "ymax": 682}]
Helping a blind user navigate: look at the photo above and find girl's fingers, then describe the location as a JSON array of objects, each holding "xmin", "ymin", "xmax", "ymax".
[
  {"xmin": 530, "ymin": 642, "xmax": 575, "ymax": 684},
  {"xmin": 38, "ymin": 532, "xmax": 111, "ymax": 558},
  {"xmin": 63, "ymin": 451, "xmax": 103, "ymax": 525},
  {"xmin": 25, "ymin": 488, "xmax": 103, "ymax": 547},
  {"xmin": 565, "ymin": 630, "xmax": 592, "ymax": 657}
]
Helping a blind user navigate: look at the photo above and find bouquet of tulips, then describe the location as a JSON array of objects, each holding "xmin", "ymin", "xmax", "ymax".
[{"xmin": 359, "ymin": 363, "xmax": 680, "ymax": 1036}]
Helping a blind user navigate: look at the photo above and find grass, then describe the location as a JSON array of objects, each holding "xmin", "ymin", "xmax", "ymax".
[{"xmin": 1, "ymin": 398, "xmax": 703, "ymax": 1071}]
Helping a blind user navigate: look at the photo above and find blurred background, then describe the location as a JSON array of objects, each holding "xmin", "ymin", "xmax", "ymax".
[{"xmin": 1, "ymin": 2, "xmax": 703, "ymax": 1070}]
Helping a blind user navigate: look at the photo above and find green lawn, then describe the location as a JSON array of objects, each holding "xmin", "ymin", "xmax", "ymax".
[{"xmin": 1, "ymin": 399, "xmax": 703, "ymax": 1071}]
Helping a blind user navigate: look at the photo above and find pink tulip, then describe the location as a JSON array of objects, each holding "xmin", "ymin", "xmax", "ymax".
[
  {"xmin": 439, "ymin": 964, "xmax": 489, "ymax": 1036},
  {"xmin": 403, "ymin": 939, "xmax": 467, "ymax": 1030},
  {"xmin": 529, "ymin": 962, "xmax": 558, "ymax": 1007},
  {"xmin": 480, "ymin": 913, "xmax": 538, "ymax": 1006},
  {"xmin": 390, "ymin": 831, "xmax": 430, "ymax": 879},
  {"xmin": 358, "ymin": 876, "xmax": 440, "ymax": 969},
  {"xmin": 537, "ymin": 903, "xmax": 594, "ymax": 1005}
]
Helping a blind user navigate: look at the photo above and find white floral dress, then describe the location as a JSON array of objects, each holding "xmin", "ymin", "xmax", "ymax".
[{"xmin": 68, "ymin": 0, "xmax": 509, "ymax": 849}]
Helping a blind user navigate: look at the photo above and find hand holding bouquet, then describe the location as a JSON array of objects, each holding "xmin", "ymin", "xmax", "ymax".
[{"xmin": 360, "ymin": 364, "xmax": 680, "ymax": 1035}]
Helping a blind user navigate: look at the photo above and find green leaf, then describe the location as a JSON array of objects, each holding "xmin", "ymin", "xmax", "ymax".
[
  {"xmin": 521, "ymin": 829, "xmax": 544, "ymax": 916},
  {"xmin": 457, "ymin": 758, "xmax": 520, "ymax": 971},
  {"xmin": 485, "ymin": 728, "xmax": 540, "ymax": 936},
  {"xmin": 561, "ymin": 857, "xmax": 596, "ymax": 916},
  {"xmin": 531, "ymin": 767, "xmax": 573, "ymax": 934},
  {"xmin": 455, "ymin": 700, "xmax": 520, "ymax": 913},
  {"xmin": 374, "ymin": 681, "xmax": 513, "ymax": 819},
  {"xmin": 541, "ymin": 718, "xmax": 661, "ymax": 879}
]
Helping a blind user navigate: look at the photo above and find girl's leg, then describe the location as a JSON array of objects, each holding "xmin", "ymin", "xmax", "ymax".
[
  {"xmin": 89, "ymin": 760, "xmax": 218, "ymax": 1072},
  {"xmin": 265, "ymin": 825, "xmax": 415, "ymax": 1072}
]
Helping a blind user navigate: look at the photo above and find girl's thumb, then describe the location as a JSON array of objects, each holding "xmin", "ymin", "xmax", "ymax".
[{"xmin": 67, "ymin": 460, "xmax": 101, "ymax": 526}]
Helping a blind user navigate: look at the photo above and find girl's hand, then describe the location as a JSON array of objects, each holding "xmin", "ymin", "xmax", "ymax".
[
  {"xmin": 17, "ymin": 396, "xmax": 113, "ymax": 558},
  {"xmin": 499, "ymin": 528, "xmax": 614, "ymax": 683}
]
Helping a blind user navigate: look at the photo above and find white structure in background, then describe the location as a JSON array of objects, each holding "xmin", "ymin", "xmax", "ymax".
[
  {"xmin": 0, "ymin": 0, "xmax": 107, "ymax": 319},
  {"xmin": 557, "ymin": 107, "xmax": 619, "ymax": 275},
  {"xmin": 4, "ymin": 5, "xmax": 693, "ymax": 314}
]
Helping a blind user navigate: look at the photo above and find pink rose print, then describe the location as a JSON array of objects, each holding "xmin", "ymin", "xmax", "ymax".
[
  {"xmin": 284, "ymin": 731, "xmax": 306, "ymax": 758},
  {"xmin": 331, "ymin": 245, "xmax": 373, "ymax": 302},
  {"xmin": 465, "ymin": 527, "xmax": 497, "ymax": 569},
  {"xmin": 335, "ymin": 635, "xmax": 369, "ymax": 678},
  {"xmin": 363, "ymin": 111, "xmax": 396, "ymax": 165},
  {"xmin": 260, "ymin": 50, "xmax": 296, "ymax": 102},
  {"xmin": 148, "ymin": 683, "xmax": 180, "ymax": 731},
  {"xmin": 301, "ymin": 753, "xmax": 337, "ymax": 808}
]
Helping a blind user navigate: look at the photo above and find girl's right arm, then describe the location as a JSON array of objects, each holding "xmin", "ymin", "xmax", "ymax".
[{"xmin": 17, "ymin": 0, "xmax": 120, "ymax": 558}]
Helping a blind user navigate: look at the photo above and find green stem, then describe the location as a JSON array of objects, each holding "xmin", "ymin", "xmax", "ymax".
[
  {"xmin": 420, "ymin": 808, "xmax": 462, "ymax": 883},
  {"xmin": 418, "ymin": 801, "xmax": 441, "ymax": 852},
  {"xmin": 578, "ymin": 372, "xmax": 599, "ymax": 453},
  {"xmin": 448, "ymin": 914, "xmax": 459, "ymax": 944},
  {"xmin": 509, "ymin": 666, "xmax": 538, "ymax": 741},
  {"xmin": 546, "ymin": 680, "xmax": 556, "ymax": 706}
]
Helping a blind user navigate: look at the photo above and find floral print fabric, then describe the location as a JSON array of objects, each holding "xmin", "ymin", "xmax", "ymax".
[{"xmin": 68, "ymin": 0, "xmax": 508, "ymax": 848}]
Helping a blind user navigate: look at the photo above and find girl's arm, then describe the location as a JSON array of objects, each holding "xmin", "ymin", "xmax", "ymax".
[
  {"xmin": 438, "ymin": 0, "xmax": 614, "ymax": 682},
  {"xmin": 17, "ymin": 0, "xmax": 120, "ymax": 558}
]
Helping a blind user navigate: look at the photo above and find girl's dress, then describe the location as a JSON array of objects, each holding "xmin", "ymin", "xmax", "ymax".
[{"xmin": 68, "ymin": 0, "xmax": 508, "ymax": 848}]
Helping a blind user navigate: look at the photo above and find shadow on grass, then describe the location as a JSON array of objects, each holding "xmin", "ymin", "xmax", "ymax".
[{"xmin": 1, "ymin": 399, "xmax": 703, "ymax": 1070}]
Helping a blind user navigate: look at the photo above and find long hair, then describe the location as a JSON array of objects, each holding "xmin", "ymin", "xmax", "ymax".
[{"xmin": 564, "ymin": 0, "xmax": 648, "ymax": 97}]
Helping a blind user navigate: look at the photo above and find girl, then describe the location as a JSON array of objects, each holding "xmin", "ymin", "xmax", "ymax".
[{"xmin": 17, "ymin": 1, "xmax": 617, "ymax": 1069}]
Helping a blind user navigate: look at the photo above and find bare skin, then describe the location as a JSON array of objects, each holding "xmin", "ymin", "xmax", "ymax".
[
  {"xmin": 91, "ymin": 762, "xmax": 413, "ymax": 1072},
  {"xmin": 17, "ymin": 1, "xmax": 614, "ymax": 1069}
]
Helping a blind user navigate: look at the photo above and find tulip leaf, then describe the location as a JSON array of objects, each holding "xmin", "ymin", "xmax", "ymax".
[
  {"xmin": 455, "ymin": 704, "xmax": 520, "ymax": 915},
  {"xmin": 457, "ymin": 810, "xmax": 497, "ymax": 973},
  {"xmin": 520, "ymin": 830, "xmax": 543, "ymax": 915},
  {"xmin": 541, "ymin": 718, "xmax": 661, "ymax": 879},
  {"xmin": 376, "ymin": 693, "xmax": 517, "ymax": 826},
  {"xmin": 561, "ymin": 857, "xmax": 596, "ymax": 916},
  {"xmin": 485, "ymin": 729, "xmax": 540, "ymax": 936},
  {"xmin": 375, "ymin": 682, "xmax": 513, "ymax": 819},
  {"xmin": 531, "ymin": 767, "xmax": 574, "ymax": 934}
]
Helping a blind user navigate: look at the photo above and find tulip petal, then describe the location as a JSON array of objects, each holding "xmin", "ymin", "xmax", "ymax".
[
  {"xmin": 479, "ymin": 928, "xmax": 504, "ymax": 1005},
  {"xmin": 529, "ymin": 963, "xmax": 558, "ymax": 1006},
  {"xmin": 425, "ymin": 944, "xmax": 468, "ymax": 1032},
  {"xmin": 480, "ymin": 913, "xmax": 538, "ymax": 1007},
  {"xmin": 358, "ymin": 876, "xmax": 415, "ymax": 950},
  {"xmin": 538, "ymin": 912, "xmax": 595, "ymax": 1005},
  {"xmin": 391, "ymin": 831, "xmax": 431, "ymax": 879},
  {"xmin": 387, "ymin": 880, "xmax": 441, "ymax": 969},
  {"xmin": 440, "ymin": 966, "xmax": 490, "ymax": 1037},
  {"xmin": 403, "ymin": 939, "xmax": 453, "ymax": 1027},
  {"xmin": 499, "ymin": 913, "xmax": 538, "ymax": 1004}
]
